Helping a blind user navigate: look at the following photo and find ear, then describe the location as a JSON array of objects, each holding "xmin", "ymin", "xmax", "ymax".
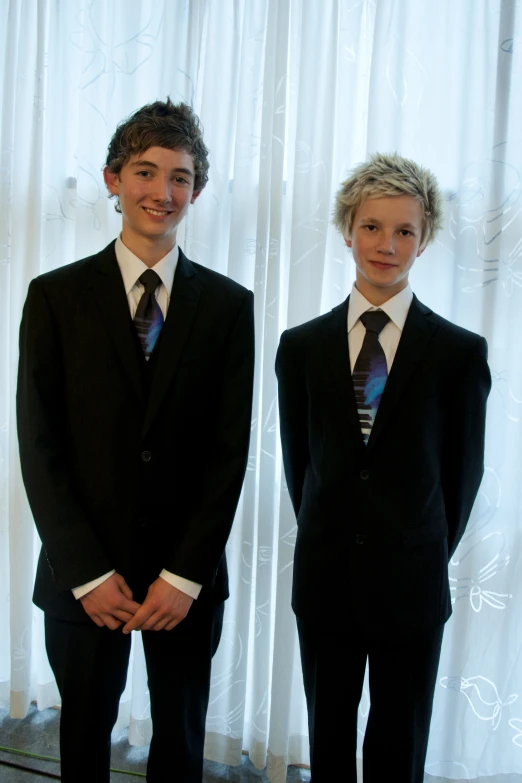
[
  {"xmin": 190, "ymin": 190, "xmax": 202, "ymax": 205},
  {"xmin": 103, "ymin": 166, "xmax": 120, "ymax": 196},
  {"xmin": 416, "ymin": 244, "xmax": 426, "ymax": 258},
  {"xmin": 345, "ymin": 236, "xmax": 352, "ymax": 249}
]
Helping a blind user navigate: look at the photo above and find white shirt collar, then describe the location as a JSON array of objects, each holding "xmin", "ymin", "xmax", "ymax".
[
  {"xmin": 347, "ymin": 283, "xmax": 413, "ymax": 333},
  {"xmin": 115, "ymin": 236, "xmax": 179, "ymax": 295}
]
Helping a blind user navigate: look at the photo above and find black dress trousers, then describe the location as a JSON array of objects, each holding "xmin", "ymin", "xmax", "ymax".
[
  {"xmin": 45, "ymin": 599, "xmax": 224, "ymax": 783},
  {"xmin": 297, "ymin": 617, "xmax": 444, "ymax": 783}
]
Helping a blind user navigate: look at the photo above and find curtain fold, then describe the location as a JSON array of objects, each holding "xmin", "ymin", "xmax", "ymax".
[{"xmin": 1, "ymin": 2, "xmax": 522, "ymax": 781}]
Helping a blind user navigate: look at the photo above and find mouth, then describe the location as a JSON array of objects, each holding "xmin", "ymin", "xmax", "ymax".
[
  {"xmin": 369, "ymin": 261, "xmax": 397, "ymax": 270},
  {"xmin": 143, "ymin": 207, "xmax": 172, "ymax": 217}
]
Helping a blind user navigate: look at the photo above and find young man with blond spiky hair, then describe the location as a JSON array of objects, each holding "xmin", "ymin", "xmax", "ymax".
[
  {"xmin": 276, "ymin": 153, "xmax": 491, "ymax": 782},
  {"xmin": 17, "ymin": 99, "xmax": 254, "ymax": 783}
]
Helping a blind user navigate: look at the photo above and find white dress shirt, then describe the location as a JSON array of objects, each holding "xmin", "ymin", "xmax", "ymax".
[
  {"xmin": 72, "ymin": 238, "xmax": 202, "ymax": 601},
  {"xmin": 348, "ymin": 283, "xmax": 413, "ymax": 372}
]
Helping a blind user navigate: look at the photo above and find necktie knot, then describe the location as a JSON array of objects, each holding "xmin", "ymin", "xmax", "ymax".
[
  {"xmin": 360, "ymin": 310, "xmax": 390, "ymax": 336},
  {"xmin": 139, "ymin": 269, "xmax": 161, "ymax": 295}
]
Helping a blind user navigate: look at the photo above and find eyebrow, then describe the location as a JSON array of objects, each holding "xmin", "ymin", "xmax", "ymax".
[
  {"xmin": 130, "ymin": 160, "xmax": 195, "ymax": 179},
  {"xmin": 358, "ymin": 216, "xmax": 418, "ymax": 229}
]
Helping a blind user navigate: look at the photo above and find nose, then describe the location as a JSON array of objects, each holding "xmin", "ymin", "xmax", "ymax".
[
  {"xmin": 376, "ymin": 232, "xmax": 395, "ymax": 255},
  {"xmin": 152, "ymin": 175, "xmax": 172, "ymax": 204}
]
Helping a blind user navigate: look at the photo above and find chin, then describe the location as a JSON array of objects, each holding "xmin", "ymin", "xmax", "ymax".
[{"xmin": 367, "ymin": 275, "xmax": 399, "ymax": 288}]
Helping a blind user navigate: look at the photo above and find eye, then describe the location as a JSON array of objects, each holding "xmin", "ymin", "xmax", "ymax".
[
  {"xmin": 136, "ymin": 170, "xmax": 152, "ymax": 178},
  {"xmin": 363, "ymin": 224, "xmax": 377, "ymax": 231},
  {"xmin": 399, "ymin": 229, "xmax": 413, "ymax": 237}
]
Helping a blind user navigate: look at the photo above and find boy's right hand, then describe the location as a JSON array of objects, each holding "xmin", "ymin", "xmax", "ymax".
[{"xmin": 80, "ymin": 573, "xmax": 141, "ymax": 629}]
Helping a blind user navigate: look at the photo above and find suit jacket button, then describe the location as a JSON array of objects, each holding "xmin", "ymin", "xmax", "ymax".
[
  {"xmin": 141, "ymin": 450, "xmax": 152, "ymax": 462},
  {"xmin": 360, "ymin": 470, "xmax": 370, "ymax": 480},
  {"xmin": 355, "ymin": 534, "xmax": 365, "ymax": 545}
]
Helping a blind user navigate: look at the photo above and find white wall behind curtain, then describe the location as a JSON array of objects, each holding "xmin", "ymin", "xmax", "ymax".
[{"xmin": 1, "ymin": 1, "xmax": 522, "ymax": 781}]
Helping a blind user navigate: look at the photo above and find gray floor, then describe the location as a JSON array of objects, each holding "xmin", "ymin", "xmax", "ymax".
[
  {"xmin": 0, "ymin": 705, "xmax": 310, "ymax": 782},
  {"xmin": 3, "ymin": 708, "xmax": 522, "ymax": 783}
]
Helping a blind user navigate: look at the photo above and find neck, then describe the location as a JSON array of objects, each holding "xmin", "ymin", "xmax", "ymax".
[
  {"xmin": 120, "ymin": 229, "xmax": 176, "ymax": 267},
  {"xmin": 355, "ymin": 279, "xmax": 408, "ymax": 307}
]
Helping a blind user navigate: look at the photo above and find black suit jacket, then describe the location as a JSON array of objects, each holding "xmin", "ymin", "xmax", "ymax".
[
  {"xmin": 17, "ymin": 241, "xmax": 254, "ymax": 621},
  {"xmin": 276, "ymin": 295, "xmax": 491, "ymax": 633}
]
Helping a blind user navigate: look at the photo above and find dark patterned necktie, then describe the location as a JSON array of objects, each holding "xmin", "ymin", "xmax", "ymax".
[
  {"xmin": 352, "ymin": 310, "xmax": 390, "ymax": 444},
  {"xmin": 134, "ymin": 269, "xmax": 164, "ymax": 360}
]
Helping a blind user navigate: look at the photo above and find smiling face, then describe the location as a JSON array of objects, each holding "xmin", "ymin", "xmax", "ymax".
[
  {"xmin": 103, "ymin": 146, "xmax": 201, "ymax": 262},
  {"xmin": 346, "ymin": 195, "xmax": 426, "ymax": 305}
]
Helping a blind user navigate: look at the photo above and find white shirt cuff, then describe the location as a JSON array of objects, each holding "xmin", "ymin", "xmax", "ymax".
[
  {"xmin": 159, "ymin": 570, "xmax": 202, "ymax": 599},
  {"xmin": 72, "ymin": 570, "xmax": 116, "ymax": 599}
]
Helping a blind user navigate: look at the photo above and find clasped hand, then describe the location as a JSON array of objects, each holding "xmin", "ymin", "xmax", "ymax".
[{"xmin": 80, "ymin": 573, "xmax": 193, "ymax": 633}]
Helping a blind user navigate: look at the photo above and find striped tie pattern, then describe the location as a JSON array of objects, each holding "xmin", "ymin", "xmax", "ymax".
[
  {"xmin": 352, "ymin": 310, "xmax": 390, "ymax": 444},
  {"xmin": 134, "ymin": 269, "xmax": 164, "ymax": 360}
]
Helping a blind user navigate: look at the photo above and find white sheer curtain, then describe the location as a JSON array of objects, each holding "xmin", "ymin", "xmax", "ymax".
[{"xmin": 1, "ymin": 1, "xmax": 522, "ymax": 781}]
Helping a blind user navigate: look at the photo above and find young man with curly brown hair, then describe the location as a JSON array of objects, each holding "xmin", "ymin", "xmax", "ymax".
[{"xmin": 17, "ymin": 99, "xmax": 254, "ymax": 783}]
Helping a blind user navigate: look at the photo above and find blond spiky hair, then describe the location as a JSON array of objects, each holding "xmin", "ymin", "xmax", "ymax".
[{"xmin": 333, "ymin": 152, "xmax": 443, "ymax": 248}]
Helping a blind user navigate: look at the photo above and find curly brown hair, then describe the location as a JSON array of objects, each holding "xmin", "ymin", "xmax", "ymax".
[{"xmin": 105, "ymin": 98, "xmax": 209, "ymax": 211}]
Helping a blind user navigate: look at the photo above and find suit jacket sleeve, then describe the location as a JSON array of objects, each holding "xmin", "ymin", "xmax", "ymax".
[
  {"xmin": 17, "ymin": 278, "xmax": 114, "ymax": 590},
  {"xmin": 442, "ymin": 335, "xmax": 491, "ymax": 557},
  {"xmin": 275, "ymin": 330, "xmax": 310, "ymax": 517},
  {"xmin": 162, "ymin": 290, "xmax": 255, "ymax": 584}
]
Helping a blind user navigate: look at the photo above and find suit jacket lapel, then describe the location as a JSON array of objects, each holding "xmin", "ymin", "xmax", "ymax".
[
  {"xmin": 89, "ymin": 241, "xmax": 145, "ymax": 403},
  {"xmin": 141, "ymin": 249, "xmax": 201, "ymax": 438},
  {"xmin": 367, "ymin": 295, "xmax": 438, "ymax": 451},
  {"xmin": 324, "ymin": 296, "xmax": 367, "ymax": 454}
]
